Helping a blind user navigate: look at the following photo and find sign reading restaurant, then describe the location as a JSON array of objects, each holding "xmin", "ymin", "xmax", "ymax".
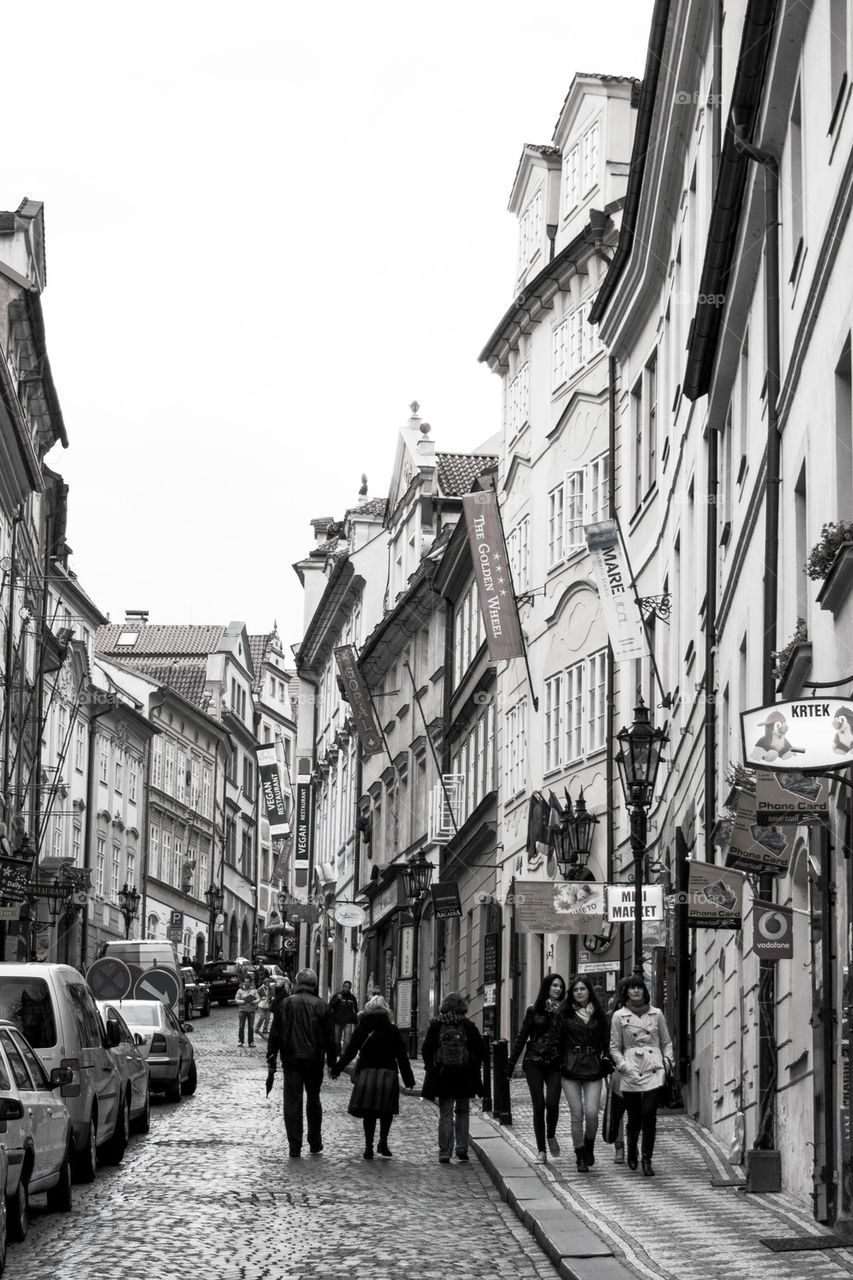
[{"xmin": 742, "ymin": 698, "xmax": 853, "ymax": 771}]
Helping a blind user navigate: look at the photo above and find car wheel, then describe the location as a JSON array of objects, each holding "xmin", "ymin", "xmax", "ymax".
[
  {"xmin": 46, "ymin": 1145, "xmax": 73, "ymax": 1213},
  {"xmin": 0, "ymin": 1186, "xmax": 7, "ymax": 1275},
  {"xmin": 201, "ymin": 997, "xmax": 211, "ymax": 1018},
  {"xmin": 181, "ymin": 1058, "xmax": 198, "ymax": 1096},
  {"xmin": 72, "ymin": 1115, "xmax": 98, "ymax": 1184},
  {"xmin": 132, "ymin": 1088, "xmax": 151, "ymax": 1135},
  {"xmin": 7, "ymin": 1174, "xmax": 28, "ymax": 1242},
  {"xmin": 165, "ymin": 1065, "xmax": 182, "ymax": 1102},
  {"xmin": 101, "ymin": 1095, "xmax": 130, "ymax": 1165}
]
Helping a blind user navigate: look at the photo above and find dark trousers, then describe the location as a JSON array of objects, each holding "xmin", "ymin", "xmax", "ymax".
[
  {"xmin": 363, "ymin": 1114, "xmax": 392, "ymax": 1148},
  {"xmin": 523, "ymin": 1062, "xmax": 562, "ymax": 1152},
  {"xmin": 283, "ymin": 1060, "xmax": 324, "ymax": 1153},
  {"xmin": 623, "ymin": 1090, "xmax": 659, "ymax": 1158}
]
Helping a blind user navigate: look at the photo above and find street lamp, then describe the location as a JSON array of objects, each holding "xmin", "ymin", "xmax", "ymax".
[
  {"xmin": 117, "ymin": 882, "xmax": 141, "ymax": 939},
  {"xmin": 402, "ymin": 850, "xmax": 434, "ymax": 1058},
  {"xmin": 552, "ymin": 788, "xmax": 599, "ymax": 880},
  {"xmin": 615, "ymin": 699, "xmax": 668, "ymax": 977},
  {"xmin": 204, "ymin": 882, "xmax": 223, "ymax": 960}
]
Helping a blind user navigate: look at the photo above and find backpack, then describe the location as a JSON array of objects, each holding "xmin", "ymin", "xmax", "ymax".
[{"xmin": 435, "ymin": 1021, "xmax": 470, "ymax": 1068}]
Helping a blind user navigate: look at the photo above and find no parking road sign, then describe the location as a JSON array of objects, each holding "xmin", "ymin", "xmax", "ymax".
[
  {"xmin": 87, "ymin": 957, "xmax": 132, "ymax": 1000},
  {"xmin": 753, "ymin": 901, "xmax": 794, "ymax": 959},
  {"xmin": 133, "ymin": 966, "xmax": 181, "ymax": 1008}
]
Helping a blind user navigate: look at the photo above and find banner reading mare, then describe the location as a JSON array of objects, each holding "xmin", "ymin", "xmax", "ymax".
[{"xmin": 462, "ymin": 491, "xmax": 525, "ymax": 661}]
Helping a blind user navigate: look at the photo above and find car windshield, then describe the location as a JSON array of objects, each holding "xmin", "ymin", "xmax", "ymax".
[
  {"xmin": 0, "ymin": 978, "xmax": 58, "ymax": 1048},
  {"xmin": 115, "ymin": 1004, "xmax": 162, "ymax": 1027}
]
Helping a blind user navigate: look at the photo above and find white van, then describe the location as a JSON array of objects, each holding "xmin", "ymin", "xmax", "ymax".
[
  {"xmin": 0, "ymin": 963, "xmax": 127, "ymax": 1182},
  {"xmin": 98, "ymin": 940, "xmax": 185, "ymax": 1012}
]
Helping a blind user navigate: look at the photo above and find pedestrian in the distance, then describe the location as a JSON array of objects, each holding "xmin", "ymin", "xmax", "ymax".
[
  {"xmin": 609, "ymin": 976, "xmax": 674, "ymax": 1177},
  {"xmin": 235, "ymin": 975, "xmax": 260, "ymax": 1047},
  {"xmin": 559, "ymin": 975, "xmax": 611, "ymax": 1172},
  {"xmin": 266, "ymin": 967, "xmax": 336, "ymax": 1158},
  {"xmin": 604, "ymin": 987, "xmax": 627, "ymax": 1164},
  {"xmin": 255, "ymin": 978, "xmax": 274, "ymax": 1037},
  {"xmin": 421, "ymin": 991, "xmax": 485, "ymax": 1164},
  {"xmin": 328, "ymin": 980, "xmax": 359, "ymax": 1054},
  {"xmin": 331, "ymin": 995, "xmax": 415, "ymax": 1159},
  {"xmin": 506, "ymin": 973, "xmax": 566, "ymax": 1163}
]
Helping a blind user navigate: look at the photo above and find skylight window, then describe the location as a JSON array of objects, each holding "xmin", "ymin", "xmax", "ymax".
[{"xmin": 117, "ymin": 631, "xmax": 139, "ymax": 647}]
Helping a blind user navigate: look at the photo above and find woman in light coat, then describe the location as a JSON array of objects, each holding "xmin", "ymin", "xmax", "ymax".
[{"xmin": 609, "ymin": 976, "xmax": 673, "ymax": 1177}]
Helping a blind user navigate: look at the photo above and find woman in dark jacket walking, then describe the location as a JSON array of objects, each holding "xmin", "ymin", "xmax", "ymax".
[
  {"xmin": 327, "ymin": 993, "xmax": 414, "ymax": 1167},
  {"xmin": 507, "ymin": 973, "xmax": 566, "ymax": 1163},
  {"xmin": 421, "ymin": 992, "xmax": 485, "ymax": 1164},
  {"xmin": 332, "ymin": 996, "xmax": 415, "ymax": 1159},
  {"xmin": 559, "ymin": 975, "xmax": 611, "ymax": 1172}
]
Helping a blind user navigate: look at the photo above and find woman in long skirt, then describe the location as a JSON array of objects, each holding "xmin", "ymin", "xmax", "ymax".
[{"xmin": 332, "ymin": 995, "xmax": 415, "ymax": 1159}]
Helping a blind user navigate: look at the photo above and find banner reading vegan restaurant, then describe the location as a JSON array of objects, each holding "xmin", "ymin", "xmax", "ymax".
[
  {"xmin": 462, "ymin": 491, "xmax": 525, "ymax": 661},
  {"xmin": 742, "ymin": 697, "xmax": 853, "ymax": 771},
  {"xmin": 255, "ymin": 746, "xmax": 290, "ymax": 838},
  {"xmin": 583, "ymin": 520, "xmax": 649, "ymax": 662},
  {"xmin": 333, "ymin": 645, "xmax": 384, "ymax": 757}
]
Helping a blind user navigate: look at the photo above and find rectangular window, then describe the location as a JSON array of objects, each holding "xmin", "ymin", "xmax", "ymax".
[
  {"xmin": 114, "ymin": 757, "xmax": 123, "ymax": 794},
  {"xmin": 504, "ymin": 698, "xmax": 528, "ymax": 799},
  {"xmin": 96, "ymin": 835, "xmax": 106, "ymax": 897},
  {"xmin": 129, "ymin": 760, "xmax": 138, "ymax": 804},
  {"xmin": 564, "ymin": 143, "xmax": 580, "ymax": 211},
  {"xmin": 587, "ymin": 453, "xmax": 609, "ymax": 525},
  {"xmin": 553, "ymin": 317, "xmax": 569, "ymax": 388},
  {"xmin": 72, "ymin": 824, "xmax": 82, "ymax": 865},
  {"xmin": 518, "ymin": 188, "xmax": 543, "ymax": 273},
  {"xmin": 52, "ymin": 825, "xmax": 63, "ymax": 860},
  {"xmin": 565, "ymin": 470, "xmax": 585, "ymax": 552},
  {"xmin": 99, "ymin": 740, "xmax": 109, "ymax": 784},
  {"xmin": 151, "ymin": 739, "xmax": 162, "ymax": 790},
  {"xmin": 548, "ymin": 484, "xmax": 565, "ymax": 567},
  {"xmin": 162, "ymin": 831, "xmax": 172, "ymax": 885},
  {"xmin": 191, "ymin": 759, "xmax": 200, "ymax": 809},
  {"xmin": 581, "ymin": 120, "xmax": 600, "ymax": 193},
  {"xmin": 176, "ymin": 751, "xmax": 186, "ymax": 804},
  {"xmin": 507, "ymin": 361, "xmax": 530, "ymax": 440},
  {"xmin": 127, "ymin": 851, "xmax": 135, "ymax": 887},
  {"xmin": 202, "ymin": 768, "xmax": 212, "ymax": 818},
  {"xmin": 112, "ymin": 845, "xmax": 121, "ymax": 899},
  {"xmin": 563, "ymin": 661, "xmax": 584, "ymax": 763},
  {"xmin": 789, "ymin": 85, "xmax": 804, "ymax": 277},
  {"xmin": 506, "ymin": 516, "xmax": 530, "ymax": 592},
  {"xmin": 164, "ymin": 742, "xmax": 175, "ymax": 795},
  {"xmin": 646, "ymin": 351, "xmax": 658, "ymax": 489},
  {"xmin": 75, "ymin": 722, "xmax": 85, "ymax": 772},
  {"xmin": 150, "ymin": 825, "xmax": 160, "ymax": 881},
  {"xmin": 174, "ymin": 838, "xmax": 183, "ymax": 888},
  {"xmin": 586, "ymin": 650, "xmax": 608, "ymax": 753},
  {"xmin": 544, "ymin": 675, "xmax": 562, "ymax": 773}
]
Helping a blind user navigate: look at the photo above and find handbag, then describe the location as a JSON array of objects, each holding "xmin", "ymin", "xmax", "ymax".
[
  {"xmin": 344, "ymin": 1029, "xmax": 375, "ymax": 1080},
  {"xmin": 660, "ymin": 1059, "xmax": 684, "ymax": 1110},
  {"xmin": 602, "ymin": 1077, "xmax": 626, "ymax": 1143}
]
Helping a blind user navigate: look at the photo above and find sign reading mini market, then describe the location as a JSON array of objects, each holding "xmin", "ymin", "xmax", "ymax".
[
  {"xmin": 462, "ymin": 491, "xmax": 525, "ymax": 661},
  {"xmin": 742, "ymin": 698, "xmax": 853, "ymax": 771}
]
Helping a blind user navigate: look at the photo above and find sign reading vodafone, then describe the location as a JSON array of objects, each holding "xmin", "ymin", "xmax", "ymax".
[{"xmin": 752, "ymin": 901, "xmax": 794, "ymax": 959}]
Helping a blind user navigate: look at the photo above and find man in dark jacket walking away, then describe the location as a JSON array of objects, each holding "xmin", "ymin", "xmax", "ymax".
[
  {"xmin": 267, "ymin": 967, "xmax": 336, "ymax": 1157},
  {"xmin": 328, "ymin": 980, "xmax": 359, "ymax": 1053}
]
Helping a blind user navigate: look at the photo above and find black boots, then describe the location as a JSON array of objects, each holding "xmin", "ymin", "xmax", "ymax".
[
  {"xmin": 575, "ymin": 1147, "xmax": 589, "ymax": 1172},
  {"xmin": 583, "ymin": 1137, "xmax": 596, "ymax": 1167},
  {"xmin": 641, "ymin": 1156, "xmax": 655, "ymax": 1176},
  {"xmin": 626, "ymin": 1135, "xmax": 639, "ymax": 1170}
]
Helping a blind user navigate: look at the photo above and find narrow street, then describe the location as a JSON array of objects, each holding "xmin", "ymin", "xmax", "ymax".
[{"xmin": 11, "ymin": 1008, "xmax": 560, "ymax": 1280}]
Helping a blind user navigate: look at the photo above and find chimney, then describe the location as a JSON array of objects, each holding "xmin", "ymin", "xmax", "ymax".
[
  {"xmin": 124, "ymin": 610, "xmax": 149, "ymax": 625},
  {"xmin": 310, "ymin": 517, "xmax": 335, "ymax": 545}
]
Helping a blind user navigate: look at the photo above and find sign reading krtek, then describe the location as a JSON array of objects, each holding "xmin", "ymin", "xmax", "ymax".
[{"xmin": 742, "ymin": 698, "xmax": 853, "ymax": 771}]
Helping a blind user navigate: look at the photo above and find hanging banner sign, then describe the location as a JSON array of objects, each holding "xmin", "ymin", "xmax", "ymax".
[
  {"xmin": 294, "ymin": 782, "xmax": 313, "ymax": 870},
  {"xmin": 752, "ymin": 900, "xmax": 794, "ymax": 959},
  {"xmin": 687, "ymin": 862, "xmax": 745, "ymax": 929},
  {"xmin": 255, "ymin": 746, "xmax": 291, "ymax": 838},
  {"xmin": 462, "ymin": 491, "xmax": 526, "ymax": 661},
  {"xmin": 333, "ymin": 645, "xmax": 384, "ymax": 757},
  {"xmin": 742, "ymin": 698, "xmax": 853, "ymax": 771},
  {"xmin": 430, "ymin": 881, "xmax": 462, "ymax": 919},
  {"xmin": 271, "ymin": 838, "xmax": 291, "ymax": 883},
  {"xmin": 583, "ymin": 520, "xmax": 649, "ymax": 662},
  {"xmin": 605, "ymin": 884, "xmax": 664, "ymax": 923},
  {"xmin": 753, "ymin": 769, "xmax": 830, "ymax": 825},
  {"xmin": 725, "ymin": 788, "xmax": 795, "ymax": 876},
  {"xmin": 515, "ymin": 880, "xmax": 606, "ymax": 934}
]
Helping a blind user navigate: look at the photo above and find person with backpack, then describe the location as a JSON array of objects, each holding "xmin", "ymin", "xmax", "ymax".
[
  {"xmin": 421, "ymin": 991, "xmax": 485, "ymax": 1163},
  {"xmin": 506, "ymin": 973, "xmax": 566, "ymax": 1163}
]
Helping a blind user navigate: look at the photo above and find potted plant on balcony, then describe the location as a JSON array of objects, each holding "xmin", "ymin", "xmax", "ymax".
[
  {"xmin": 806, "ymin": 520, "xmax": 853, "ymax": 613},
  {"xmin": 771, "ymin": 618, "xmax": 811, "ymax": 695}
]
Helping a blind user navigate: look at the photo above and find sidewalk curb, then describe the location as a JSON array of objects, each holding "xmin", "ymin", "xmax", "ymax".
[{"xmin": 469, "ymin": 1117, "xmax": 637, "ymax": 1280}]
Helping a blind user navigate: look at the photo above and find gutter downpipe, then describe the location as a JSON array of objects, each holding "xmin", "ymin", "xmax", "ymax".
[
  {"xmin": 607, "ymin": 356, "xmax": 617, "ymax": 880},
  {"xmin": 732, "ymin": 119, "xmax": 781, "ymax": 1172}
]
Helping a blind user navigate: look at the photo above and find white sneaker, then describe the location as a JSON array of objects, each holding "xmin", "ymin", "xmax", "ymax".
[{"xmin": 535, "ymin": 1151, "xmax": 547, "ymax": 1164}]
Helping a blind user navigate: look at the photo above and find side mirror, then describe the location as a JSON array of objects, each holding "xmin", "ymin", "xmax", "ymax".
[
  {"xmin": 106, "ymin": 1020, "xmax": 122, "ymax": 1048},
  {"xmin": 134, "ymin": 1033, "xmax": 145, "ymax": 1047},
  {"xmin": 50, "ymin": 1066, "xmax": 74, "ymax": 1090},
  {"xmin": 0, "ymin": 1096, "xmax": 24, "ymax": 1120}
]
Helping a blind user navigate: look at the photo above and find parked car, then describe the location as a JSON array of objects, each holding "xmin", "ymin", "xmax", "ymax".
[
  {"xmin": 0, "ymin": 964, "xmax": 124, "ymax": 1182},
  {"xmin": 0, "ymin": 1019, "xmax": 74, "ymax": 1246},
  {"xmin": 107, "ymin": 1001, "xmax": 196, "ymax": 1101},
  {"xmin": 199, "ymin": 961, "xmax": 241, "ymax": 1005},
  {"xmin": 95, "ymin": 1003, "xmax": 151, "ymax": 1135},
  {"xmin": 180, "ymin": 969, "xmax": 211, "ymax": 1020}
]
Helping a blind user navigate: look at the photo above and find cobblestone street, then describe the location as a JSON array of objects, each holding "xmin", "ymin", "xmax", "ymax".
[{"xmin": 9, "ymin": 1009, "xmax": 561, "ymax": 1280}]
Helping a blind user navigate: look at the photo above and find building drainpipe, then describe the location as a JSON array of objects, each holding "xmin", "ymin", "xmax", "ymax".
[{"xmin": 732, "ymin": 120, "xmax": 781, "ymax": 1185}]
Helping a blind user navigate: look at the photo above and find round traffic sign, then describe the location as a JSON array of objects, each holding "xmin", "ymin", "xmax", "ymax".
[
  {"xmin": 133, "ymin": 966, "xmax": 181, "ymax": 1007},
  {"xmin": 87, "ymin": 957, "xmax": 132, "ymax": 1000}
]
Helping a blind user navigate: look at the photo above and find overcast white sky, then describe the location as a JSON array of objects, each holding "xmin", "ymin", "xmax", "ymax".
[{"xmin": 3, "ymin": 1, "xmax": 653, "ymax": 652}]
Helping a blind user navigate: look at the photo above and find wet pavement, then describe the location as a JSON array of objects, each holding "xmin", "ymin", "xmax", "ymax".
[{"xmin": 11, "ymin": 1008, "xmax": 560, "ymax": 1280}]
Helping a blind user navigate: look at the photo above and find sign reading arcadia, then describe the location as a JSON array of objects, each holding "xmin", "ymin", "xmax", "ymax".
[{"xmin": 742, "ymin": 698, "xmax": 853, "ymax": 771}]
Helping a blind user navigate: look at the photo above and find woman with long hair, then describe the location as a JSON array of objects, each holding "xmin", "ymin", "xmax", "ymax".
[
  {"xmin": 609, "ymin": 976, "xmax": 674, "ymax": 1176},
  {"xmin": 559, "ymin": 974, "xmax": 611, "ymax": 1172},
  {"xmin": 507, "ymin": 973, "xmax": 566, "ymax": 1163}
]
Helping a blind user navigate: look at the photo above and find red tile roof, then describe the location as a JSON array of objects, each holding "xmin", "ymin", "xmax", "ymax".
[
  {"xmin": 116, "ymin": 656, "xmax": 209, "ymax": 708},
  {"xmin": 97, "ymin": 623, "xmax": 225, "ymax": 656},
  {"xmin": 435, "ymin": 452, "xmax": 499, "ymax": 497}
]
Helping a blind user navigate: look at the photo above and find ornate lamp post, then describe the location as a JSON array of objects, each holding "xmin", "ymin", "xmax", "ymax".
[
  {"xmin": 117, "ymin": 882, "xmax": 141, "ymax": 939},
  {"xmin": 402, "ymin": 850, "xmax": 434, "ymax": 1058},
  {"xmin": 615, "ymin": 700, "xmax": 668, "ymax": 977},
  {"xmin": 552, "ymin": 788, "xmax": 599, "ymax": 881},
  {"xmin": 204, "ymin": 882, "xmax": 224, "ymax": 961}
]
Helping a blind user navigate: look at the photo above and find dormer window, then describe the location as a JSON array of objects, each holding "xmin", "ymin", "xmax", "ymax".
[
  {"xmin": 564, "ymin": 119, "xmax": 601, "ymax": 215},
  {"xmin": 517, "ymin": 187, "xmax": 543, "ymax": 274},
  {"xmin": 581, "ymin": 120, "xmax": 600, "ymax": 194}
]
